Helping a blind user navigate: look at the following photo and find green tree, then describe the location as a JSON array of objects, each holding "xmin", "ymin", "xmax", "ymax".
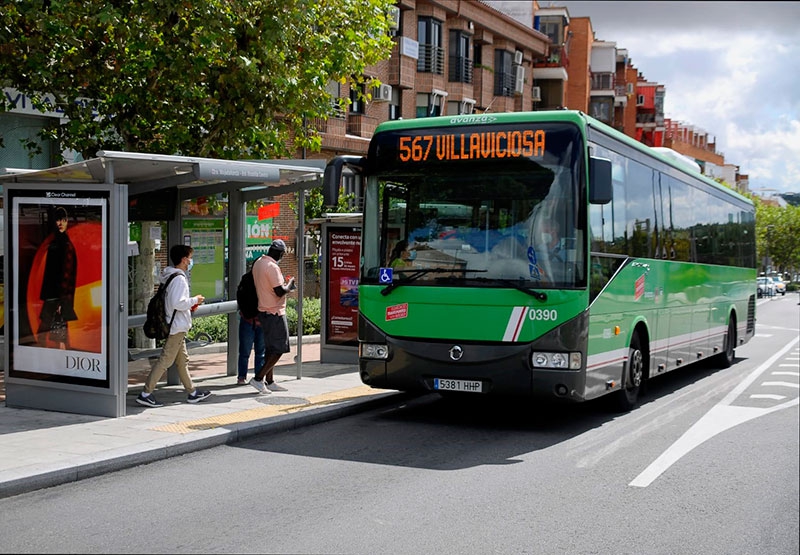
[
  {"xmin": 0, "ymin": 0, "xmax": 394, "ymax": 160},
  {"xmin": 755, "ymin": 198, "xmax": 800, "ymax": 275}
]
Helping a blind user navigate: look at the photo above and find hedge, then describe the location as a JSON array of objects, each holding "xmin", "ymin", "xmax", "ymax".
[{"xmin": 188, "ymin": 297, "xmax": 322, "ymax": 342}]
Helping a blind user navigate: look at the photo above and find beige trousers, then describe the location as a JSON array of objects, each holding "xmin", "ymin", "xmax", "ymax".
[{"xmin": 143, "ymin": 332, "xmax": 196, "ymax": 394}]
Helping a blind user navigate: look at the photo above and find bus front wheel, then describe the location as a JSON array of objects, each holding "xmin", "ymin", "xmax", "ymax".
[{"xmin": 613, "ymin": 334, "xmax": 645, "ymax": 412}]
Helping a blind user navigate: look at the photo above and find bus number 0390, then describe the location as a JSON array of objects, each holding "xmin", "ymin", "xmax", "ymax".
[{"xmin": 529, "ymin": 309, "xmax": 558, "ymax": 321}]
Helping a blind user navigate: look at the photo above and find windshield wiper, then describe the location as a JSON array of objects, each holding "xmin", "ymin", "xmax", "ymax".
[
  {"xmin": 380, "ymin": 268, "xmax": 480, "ymax": 296},
  {"xmin": 436, "ymin": 276, "xmax": 547, "ymax": 301}
]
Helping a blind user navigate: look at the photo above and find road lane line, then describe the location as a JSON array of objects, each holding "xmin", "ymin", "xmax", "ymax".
[{"xmin": 630, "ymin": 337, "xmax": 800, "ymax": 488}]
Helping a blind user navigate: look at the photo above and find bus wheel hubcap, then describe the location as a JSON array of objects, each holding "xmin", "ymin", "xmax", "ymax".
[{"xmin": 630, "ymin": 350, "xmax": 643, "ymax": 388}]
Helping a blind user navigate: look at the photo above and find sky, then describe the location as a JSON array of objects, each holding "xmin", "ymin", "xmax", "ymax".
[{"xmin": 555, "ymin": 1, "xmax": 800, "ymax": 196}]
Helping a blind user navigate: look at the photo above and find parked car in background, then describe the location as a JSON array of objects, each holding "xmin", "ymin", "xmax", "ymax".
[
  {"xmin": 757, "ymin": 276, "xmax": 776, "ymax": 298},
  {"xmin": 772, "ymin": 276, "xmax": 787, "ymax": 295}
]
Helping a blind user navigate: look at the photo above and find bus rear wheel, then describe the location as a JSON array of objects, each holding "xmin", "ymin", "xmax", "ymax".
[
  {"xmin": 613, "ymin": 334, "xmax": 645, "ymax": 412},
  {"xmin": 715, "ymin": 316, "xmax": 736, "ymax": 368}
]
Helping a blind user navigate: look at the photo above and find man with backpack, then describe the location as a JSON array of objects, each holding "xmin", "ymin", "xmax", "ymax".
[
  {"xmin": 249, "ymin": 239, "xmax": 295, "ymax": 394},
  {"xmin": 235, "ymin": 264, "xmax": 266, "ymax": 385},
  {"xmin": 136, "ymin": 244, "xmax": 212, "ymax": 408}
]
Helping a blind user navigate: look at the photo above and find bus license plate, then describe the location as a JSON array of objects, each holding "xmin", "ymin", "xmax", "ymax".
[{"xmin": 434, "ymin": 378, "xmax": 482, "ymax": 393}]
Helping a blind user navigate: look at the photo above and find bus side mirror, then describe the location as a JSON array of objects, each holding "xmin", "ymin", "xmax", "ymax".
[
  {"xmin": 589, "ymin": 157, "xmax": 612, "ymax": 205},
  {"xmin": 322, "ymin": 156, "xmax": 365, "ymax": 207}
]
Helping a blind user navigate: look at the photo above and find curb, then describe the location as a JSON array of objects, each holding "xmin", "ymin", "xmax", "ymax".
[{"xmin": 0, "ymin": 390, "xmax": 403, "ymax": 500}]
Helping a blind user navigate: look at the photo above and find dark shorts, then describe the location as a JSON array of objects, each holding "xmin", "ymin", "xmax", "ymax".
[{"xmin": 258, "ymin": 312, "xmax": 290, "ymax": 355}]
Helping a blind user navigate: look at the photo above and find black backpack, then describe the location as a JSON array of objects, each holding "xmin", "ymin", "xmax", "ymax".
[
  {"xmin": 143, "ymin": 273, "xmax": 180, "ymax": 340},
  {"xmin": 236, "ymin": 270, "xmax": 260, "ymax": 319}
]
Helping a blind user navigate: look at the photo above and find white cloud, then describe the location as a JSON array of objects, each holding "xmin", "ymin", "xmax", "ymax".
[{"xmin": 558, "ymin": 1, "xmax": 800, "ymax": 194}]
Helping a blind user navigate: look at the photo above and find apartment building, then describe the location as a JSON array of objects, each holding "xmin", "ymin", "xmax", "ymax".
[{"xmin": 311, "ymin": 0, "xmax": 551, "ymax": 164}]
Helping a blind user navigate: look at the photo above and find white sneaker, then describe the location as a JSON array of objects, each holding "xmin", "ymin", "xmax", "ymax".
[
  {"xmin": 249, "ymin": 378, "xmax": 270, "ymax": 394},
  {"xmin": 266, "ymin": 382, "xmax": 288, "ymax": 392}
]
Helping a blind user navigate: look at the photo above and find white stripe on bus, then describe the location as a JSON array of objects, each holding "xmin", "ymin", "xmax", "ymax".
[{"xmin": 503, "ymin": 306, "xmax": 527, "ymax": 342}]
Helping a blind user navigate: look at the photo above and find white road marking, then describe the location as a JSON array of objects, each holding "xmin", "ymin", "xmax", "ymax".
[
  {"xmin": 750, "ymin": 394, "xmax": 786, "ymax": 400},
  {"xmin": 629, "ymin": 337, "xmax": 800, "ymax": 488},
  {"xmin": 761, "ymin": 381, "xmax": 799, "ymax": 389},
  {"xmin": 773, "ymin": 371, "xmax": 800, "ymax": 376}
]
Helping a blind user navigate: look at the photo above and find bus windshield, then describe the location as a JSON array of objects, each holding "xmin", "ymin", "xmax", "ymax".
[{"xmin": 364, "ymin": 122, "xmax": 586, "ymax": 289}]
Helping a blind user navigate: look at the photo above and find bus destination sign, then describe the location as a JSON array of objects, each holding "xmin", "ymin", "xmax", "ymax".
[{"xmin": 398, "ymin": 129, "xmax": 546, "ymax": 163}]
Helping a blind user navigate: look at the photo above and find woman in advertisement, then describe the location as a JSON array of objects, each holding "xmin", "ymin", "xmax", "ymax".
[{"xmin": 37, "ymin": 206, "xmax": 78, "ymax": 349}]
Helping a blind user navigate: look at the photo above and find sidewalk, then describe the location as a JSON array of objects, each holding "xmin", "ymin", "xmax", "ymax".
[{"xmin": 0, "ymin": 338, "xmax": 400, "ymax": 499}]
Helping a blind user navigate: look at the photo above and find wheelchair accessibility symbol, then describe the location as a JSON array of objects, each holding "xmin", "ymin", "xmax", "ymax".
[{"xmin": 379, "ymin": 267, "xmax": 393, "ymax": 284}]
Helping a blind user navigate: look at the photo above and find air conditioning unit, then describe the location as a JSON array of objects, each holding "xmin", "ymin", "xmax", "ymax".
[
  {"xmin": 374, "ymin": 83, "xmax": 393, "ymax": 102},
  {"xmin": 388, "ymin": 6, "xmax": 400, "ymax": 33},
  {"xmin": 514, "ymin": 50, "xmax": 523, "ymax": 66},
  {"xmin": 532, "ymin": 86, "xmax": 541, "ymax": 102},
  {"xmin": 514, "ymin": 66, "xmax": 525, "ymax": 95}
]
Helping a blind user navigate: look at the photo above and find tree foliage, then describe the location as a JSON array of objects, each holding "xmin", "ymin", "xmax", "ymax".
[
  {"xmin": 754, "ymin": 197, "xmax": 800, "ymax": 275},
  {"xmin": 0, "ymin": 0, "xmax": 395, "ymax": 160}
]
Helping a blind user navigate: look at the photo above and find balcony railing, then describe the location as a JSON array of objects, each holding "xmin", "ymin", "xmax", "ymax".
[
  {"xmin": 494, "ymin": 71, "xmax": 515, "ymax": 97},
  {"xmin": 448, "ymin": 56, "xmax": 473, "ymax": 84},
  {"xmin": 533, "ymin": 45, "xmax": 569, "ymax": 69},
  {"xmin": 417, "ymin": 44, "xmax": 445, "ymax": 74}
]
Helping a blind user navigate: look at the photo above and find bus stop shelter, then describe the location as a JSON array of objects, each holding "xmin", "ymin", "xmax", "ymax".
[{"xmin": 1, "ymin": 151, "xmax": 324, "ymax": 417}]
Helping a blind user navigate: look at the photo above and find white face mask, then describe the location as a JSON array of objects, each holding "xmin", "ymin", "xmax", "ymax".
[
  {"xmin": 541, "ymin": 233, "xmax": 553, "ymax": 246},
  {"xmin": 187, "ymin": 258, "xmax": 194, "ymax": 271},
  {"xmin": 407, "ymin": 250, "xmax": 417, "ymax": 261}
]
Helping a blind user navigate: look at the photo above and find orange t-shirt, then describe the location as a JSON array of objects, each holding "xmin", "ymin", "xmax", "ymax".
[{"xmin": 253, "ymin": 254, "xmax": 286, "ymax": 315}]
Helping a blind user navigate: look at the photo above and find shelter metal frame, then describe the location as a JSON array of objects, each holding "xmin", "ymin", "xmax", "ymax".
[{"xmin": 1, "ymin": 151, "xmax": 324, "ymax": 416}]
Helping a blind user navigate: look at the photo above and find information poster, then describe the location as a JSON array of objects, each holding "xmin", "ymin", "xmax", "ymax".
[
  {"xmin": 245, "ymin": 215, "xmax": 273, "ymax": 262},
  {"xmin": 325, "ymin": 226, "xmax": 360, "ymax": 346},
  {"xmin": 9, "ymin": 190, "xmax": 109, "ymax": 386},
  {"xmin": 182, "ymin": 218, "xmax": 225, "ymax": 300}
]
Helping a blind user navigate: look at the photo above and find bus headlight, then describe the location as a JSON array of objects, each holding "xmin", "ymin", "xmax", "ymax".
[
  {"xmin": 531, "ymin": 351, "xmax": 582, "ymax": 370},
  {"xmin": 360, "ymin": 343, "xmax": 389, "ymax": 360}
]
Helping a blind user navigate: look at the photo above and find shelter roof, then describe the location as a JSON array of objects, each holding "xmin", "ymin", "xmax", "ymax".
[{"xmin": 0, "ymin": 151, "xmax": 325, "ymax": 197}]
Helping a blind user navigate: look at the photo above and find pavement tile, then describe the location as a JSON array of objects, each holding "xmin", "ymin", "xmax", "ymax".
[{"xmin": 0, "ymin": 339, "xmax": 402, "ymax": 499}]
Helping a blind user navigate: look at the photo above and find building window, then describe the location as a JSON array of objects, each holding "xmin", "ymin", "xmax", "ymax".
[
  {"xmin": 446, "ymin": 99, "xmax": 475, "ymax": 115},
  {"xmin": 389, "ymin": 88, "xmax": 401, "ymax": 120},
  {"xmin": 388, "ymin": 6, "xmax": 401, "ymax": 37},
  {"xmin": 539, "ymin": 21, "xmax": 562, "ymax": 45},
  {"xmin": 589, "ymin": 98, "xmax": 613, "ymax": 123},
  {"xmin": 349, "ymin": 83, "xmax": 365, "ymax": 114},
  {"xmin": 494, "ymin": 50, "xmax": 514, "ymax": 97},
  {"xmin": 0, "ymin": 113, "xmax": 56, "ymax": 169},
  {"xmin": 416, "ymin": 90, "xmax": 447, "ymax": 118},
  {"xmin": 591, "ymin": 73, "xmax": 614, "ymax": 90},
  {"xmin": 448, "ymin": 30, "xmax": 472, "ymax": 83},
  {"xmin": 417, "ymin": 17, "xmax": 444, "ymax": 74}
]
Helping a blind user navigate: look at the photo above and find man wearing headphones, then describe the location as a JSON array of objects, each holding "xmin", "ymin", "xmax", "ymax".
[{"xmin": 249, "ymin": 239, "xmax": 296, "ymax": 393}]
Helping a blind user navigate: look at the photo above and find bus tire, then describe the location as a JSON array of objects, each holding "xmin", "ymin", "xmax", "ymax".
[
  {"xmin": 613, "ymin": 333, "xmax": 645, "ymax": 412},
  {"xmin": 715, "ymin": 316, "xmax": 736, "ymax": 368}
]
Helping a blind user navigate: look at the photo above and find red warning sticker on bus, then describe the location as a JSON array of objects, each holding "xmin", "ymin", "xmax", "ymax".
[
  {"xmin": 386, "ymin": 303, "xmax": 408, "ymax": 321},
  {"xmin": 634, "ymin": 275, "xmax": 645, "ymax": 301}
]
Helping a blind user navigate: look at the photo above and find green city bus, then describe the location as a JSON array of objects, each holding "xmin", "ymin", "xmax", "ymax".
[{"xmin": 323, "ymin": 110, "xmax": 756, "ymax": 410}]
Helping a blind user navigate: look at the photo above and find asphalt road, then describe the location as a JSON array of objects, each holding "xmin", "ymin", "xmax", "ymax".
[{"xmin": 0, "ymin": 294, "xmax": 797, "ymax": 554}]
